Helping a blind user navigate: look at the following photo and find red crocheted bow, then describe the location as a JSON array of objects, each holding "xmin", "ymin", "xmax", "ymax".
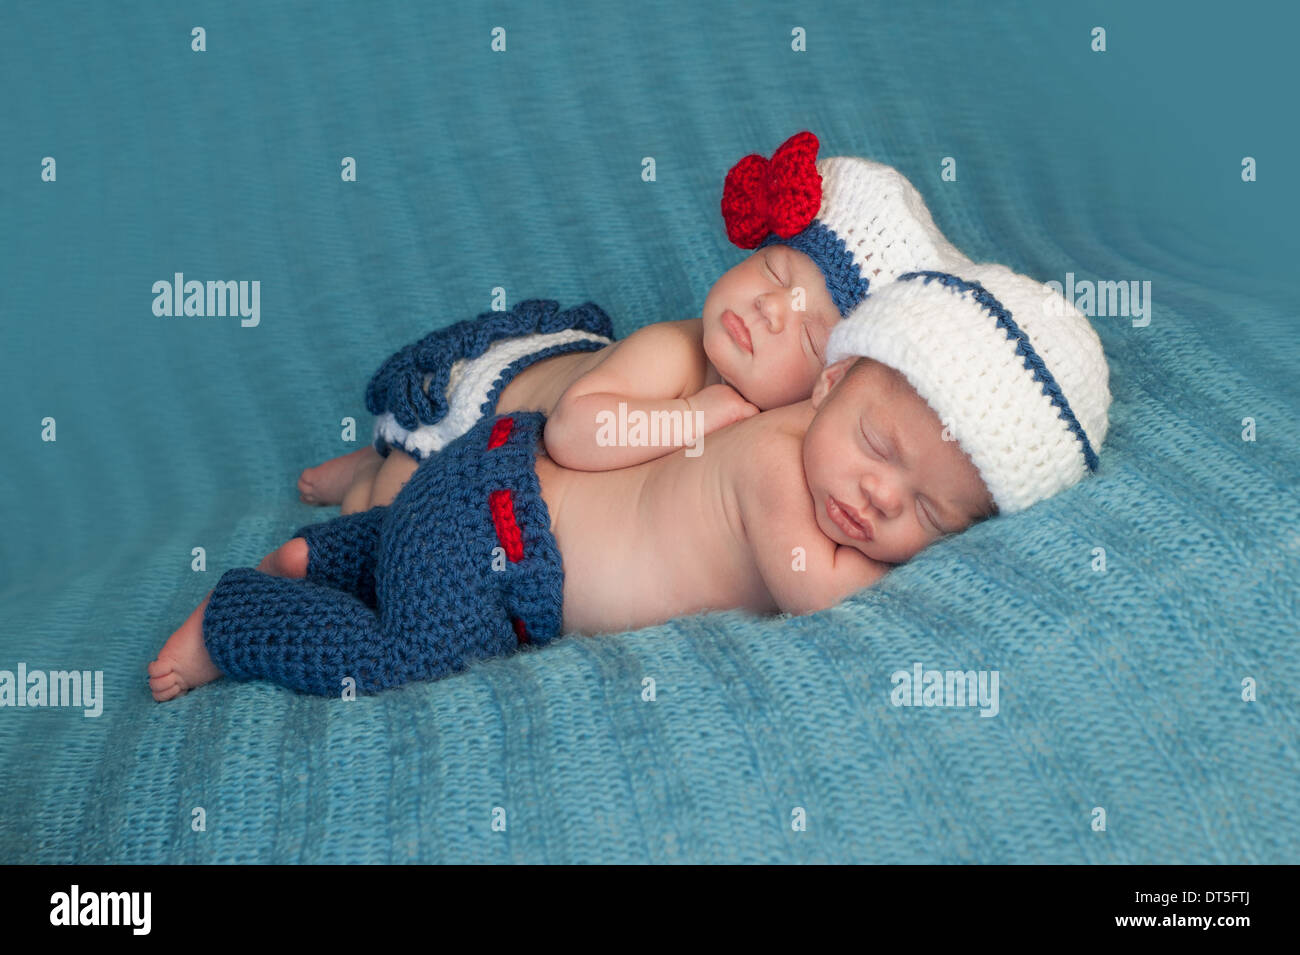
[{"xmin": 721, "ymin": 130, "xmax": 822, "ymax": 248}]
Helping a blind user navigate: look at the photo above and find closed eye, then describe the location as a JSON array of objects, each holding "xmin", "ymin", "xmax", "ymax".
[
  {"xmin": 860, "ymin": 422, "xmax": 885, "ymax": 457},
  {"xmin": 804, "ymin": 324, "xmax": 821, "ymax": 361},
  {"xmin": 920, "ymin": 496, "xmax": 953, "ymax": 535},
  {"xmin": 765, "ymin": 252, "xmax": 785, "ymax": 286}
]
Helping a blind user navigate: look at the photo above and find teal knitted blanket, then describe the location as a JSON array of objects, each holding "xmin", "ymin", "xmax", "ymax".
[{"xmin": 1, "ymin": 0, "xmax": 1296, "ymax": 862}]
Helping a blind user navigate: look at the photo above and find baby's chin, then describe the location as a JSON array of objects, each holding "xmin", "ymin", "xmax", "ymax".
[
  {"xmin": 723, "ymin": 368, "xmax": 812, "ymax": 411},
  {"xmin": 707, "ymin": 357, "xmax": 762, "ymax": 405},
  {"xmin": 850, "ymin": 539, "xmax": 896, "ymax": 565},
  {"xmin": 832, "ymin": 522, "xmax": 909, "ymax": 565},
  {"xmin": 701, "ymin": 332, "xmax": 739, "ymax": 378},
  {"xmin": 703, "ymin": 331, "xmax": 815, "ymax": 408},
  {"xmin": 814, "ymin": 504, "xmax": 882, "ymax": 562}
]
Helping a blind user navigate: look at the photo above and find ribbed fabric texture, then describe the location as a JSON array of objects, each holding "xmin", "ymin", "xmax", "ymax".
[
  {"xmin": 756, "ymin": 151, "xmax": 973, "ymax": 316},
  {"xmin": 202, "ymin": 412, "xmax": 565, "ymax": 696},
  {"xmin": 2, "ymin": 1, "xmax": 1297, "ymax": 863}
]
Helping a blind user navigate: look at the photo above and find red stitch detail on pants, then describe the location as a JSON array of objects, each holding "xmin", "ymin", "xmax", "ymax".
[
  {"xmin": 512, "ymin": 617, "xmax": 530, "ymax": 645},
  {"xmin": 487, "ymin": 417, "xmax": 514, "ymax": 449},
  {"xmin": 489, "ymin": 489, "xmax": 524, "ymax": 562}
]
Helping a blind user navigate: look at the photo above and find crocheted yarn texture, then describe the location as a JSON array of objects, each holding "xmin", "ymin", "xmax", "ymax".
[
  {"xmin": 202, "ymin": 412, "xmax": 565, "ymax": 695},
  {"xmin": 827, "ymin": 264, "xmax": 1112, "ymax": 514},
  {"xmin": 2, "ymin": 4, "xmax": 1295, "ymax": 865},
  {"xmin": 367, "ymin": 299, "xmax": 613, "ymax": 459},
  {"xmin": 724, "ymin": 131, "xmax": 972, "ymax": 317}
]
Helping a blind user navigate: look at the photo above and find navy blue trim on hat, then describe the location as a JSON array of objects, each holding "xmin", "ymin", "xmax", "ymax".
[
  {"xmin": 897, "ymin": 270, "xmax": 1100, "ymax": 473},
  {"xmin": 758, "ymin": 222, "xmax": 870, "ymax": 317}
]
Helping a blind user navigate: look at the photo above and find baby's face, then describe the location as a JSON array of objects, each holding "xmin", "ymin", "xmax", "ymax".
[
  {"xmin": 803, "ymin": 357, "xmax": 997, "ymax": 564},
  {"xmin": 701, "ymin": 245, "xmax": 840, "ymax": 409}
]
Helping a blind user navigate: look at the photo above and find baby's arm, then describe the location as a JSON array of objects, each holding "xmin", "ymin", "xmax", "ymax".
[
  {"xmin": 544, "ymin": 320, "xmax": 758, "ymax": 471},
  {"xmin": 738, "ymin": 444, "xmax": 890, "ymax": 615}
]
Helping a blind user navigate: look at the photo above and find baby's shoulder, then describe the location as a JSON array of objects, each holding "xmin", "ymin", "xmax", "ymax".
[
  {"xmin": 727, "ymin": 414, "xmax": 807, "ymax": 500},
  {"xmin": 609, "ymin": 318, "xmax": 708, "ymax": 391},
  {"xmin": 620, "ymin": 317, "xmax": 704, "ymax": 352}
]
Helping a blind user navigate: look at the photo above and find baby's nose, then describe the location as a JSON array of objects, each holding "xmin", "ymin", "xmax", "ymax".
[
  {"xmin": 862, "ymin": 476, "xmax": 897, "ymax": 515},
  {"xmin": 759, "ymin": 299, "xmax": 786, "ymax": 333}
]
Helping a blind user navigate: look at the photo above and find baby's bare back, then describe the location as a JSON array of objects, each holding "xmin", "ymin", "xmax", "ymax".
[
  {"xmin": 494, "ymin": 348, "xmax": 607, "ymax": 416},
  {"xmin": 535, "ymin": 412, "xmax": 787, "ymax": 635}
]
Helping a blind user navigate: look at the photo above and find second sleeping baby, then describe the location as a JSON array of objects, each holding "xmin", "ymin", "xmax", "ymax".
[{"xmin": 299, "ymin": 132, "xmax": 972, "ymax": 510}]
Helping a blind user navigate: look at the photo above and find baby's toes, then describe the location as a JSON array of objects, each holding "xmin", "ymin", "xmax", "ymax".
[
  {"xmin": 297, "ymin": 471, "xmax": 320, "ymax": 503},
  {"xmin": 151, "ymin": 679, "xmax": 186, "ymax": 702},
  {"xmin": 148, "ymin": 668, "xmax": 185, "ymax": 701}
]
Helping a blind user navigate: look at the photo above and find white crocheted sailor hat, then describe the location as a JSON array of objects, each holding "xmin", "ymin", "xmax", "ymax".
[
  {"xmin": 721, "ymin": 130, "xmax": 971, "ymax": 316},
  {"xmin": 824, "ymin": 263, "xmax": 1112, "ymax": 514}
]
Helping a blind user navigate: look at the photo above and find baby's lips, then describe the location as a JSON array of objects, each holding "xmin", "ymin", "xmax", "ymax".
[{"xmin": 720, "ymin": 309, "xmax": 753, "ymax": 354}]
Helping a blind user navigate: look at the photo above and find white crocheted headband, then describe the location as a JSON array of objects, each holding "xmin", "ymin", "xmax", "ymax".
[
  {"xmin": 721, "ymin": 131, "xmax": 970, "ymax": 316},
  {"xmin": 824, "ymin": 264, "xmax": 1112, "ymax": 514}
]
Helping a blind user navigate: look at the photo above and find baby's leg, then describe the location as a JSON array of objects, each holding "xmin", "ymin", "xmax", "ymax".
[
  {"xmin": 152, "ymin": 559, "xmax": 474, "ymax": 698},
  {"xmin": 148, "ymin": 589, "xmax": 222, "ymax": 701},
  {"xmin": 255, "ymin": 536, "xmax": 309, "ymax": 578},
  {"xmin": 149, "ymin": 500, "xmax": 390, "ymax": 700},
  {"xmin": 367, "ymin": 448, "xmax": 419, "ymax": 508},
  {"xmin": 293, "ymin": 506, "xmax": 387, "ymax": 608},
  {"xmin": 149, "ymin": 537, "xmax": 310, "ymax": 701},
  {"xmin": 340, "ymin": 452, "xmax": 384, "ymax": 515},
  {"xmin": 150, "ymin": 567, "xmax": 397, "ymax": 698},
  {"xmin": 198, "ymin": 568, "xmax": 401, "ymax": 696},
  {"xmin": 298, "ymin": 446, "xmax": 380, "ymax": 506}
]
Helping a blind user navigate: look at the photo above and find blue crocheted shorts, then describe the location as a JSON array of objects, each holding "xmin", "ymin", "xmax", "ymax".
[
  {"xmin": 202, "ymin": 411, "xmax": 565, "ymax": 696},
  {"xmin": 366, "ymin": 299, "xmax": 613, "ymax": 461}
]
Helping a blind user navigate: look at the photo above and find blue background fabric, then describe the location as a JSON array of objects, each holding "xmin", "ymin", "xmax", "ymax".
[{"xmin": 1, "ymin": 1, "xmax": 1297, "ymax": 863}]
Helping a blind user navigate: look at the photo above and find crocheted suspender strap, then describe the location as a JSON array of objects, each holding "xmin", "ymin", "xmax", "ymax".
[{"xmin": 485, "ymin": 416, "xmax": 531, "ymax": 645}]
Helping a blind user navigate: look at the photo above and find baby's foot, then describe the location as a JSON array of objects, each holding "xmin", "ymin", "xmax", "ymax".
[
  {"xmin": 148, "ymin": 591, "xmax": 223, "ymax": 701},
  {"xmin": 298, "ymin": 447, "xmax": 376, "ymax": 505}
]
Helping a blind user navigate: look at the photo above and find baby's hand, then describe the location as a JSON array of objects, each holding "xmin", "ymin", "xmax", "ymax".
[{"xmin": 687, "ymin": 383, "xmax": 761, "ymax": 435}]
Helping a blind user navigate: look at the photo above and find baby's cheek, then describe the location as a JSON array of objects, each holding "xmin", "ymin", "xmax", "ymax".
[
  {"xmin": 702, "ymin": 328, "xmax": 735, "ymax": 375},
  {"xmin": 783, "ymin": 356, "xmax": 822, "ymax": 403},
  {"xmin": 785, "ymin": 366, "xmax": 816, "ymax": 402},
  {"xmin": 756, "ymin": 369, "xmax": 805, "ymax": 409},
  {"xmin": 894, "ymin": 527, "xmax": 925, "ymax": 563}
]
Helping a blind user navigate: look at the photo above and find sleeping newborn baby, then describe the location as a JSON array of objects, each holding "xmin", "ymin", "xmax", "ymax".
[
  {"xmin": 298, "ymin": 131, "xmax": 974, "ymax": 512},
  {"xmin": 148, "ymin": 262, "xmax": 1111, "ymax": 698}
]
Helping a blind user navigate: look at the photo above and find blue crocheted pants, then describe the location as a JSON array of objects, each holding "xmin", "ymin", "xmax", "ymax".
[{"xmin": 201, "ymin": 411, "xmax": 565, "ymax": 696}]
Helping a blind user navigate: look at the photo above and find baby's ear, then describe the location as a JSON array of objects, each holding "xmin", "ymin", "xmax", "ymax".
[{"xmin": 812, "ymin": 358, "xmax": 856, "ymax": 408}]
